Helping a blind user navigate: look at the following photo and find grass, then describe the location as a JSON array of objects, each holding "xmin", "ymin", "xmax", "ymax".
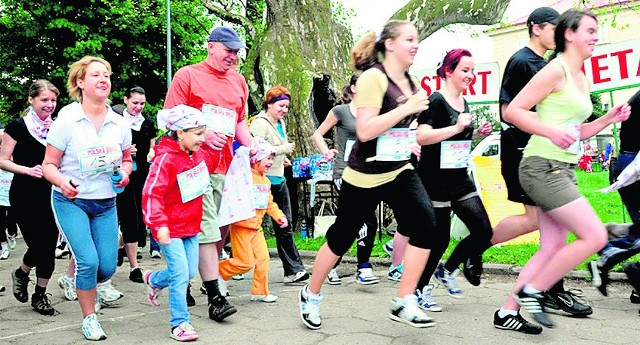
[{"xmin": 266, "ymin": 169, "xmax": 638, "ymax": 271}]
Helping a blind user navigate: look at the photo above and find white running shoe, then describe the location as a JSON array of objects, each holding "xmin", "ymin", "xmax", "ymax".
[
  {"xmin": 96, "ymin": 279, "xmax": 124, "ymax": 303},
  {"xmin": 326, "ymin": 268, "xmax": 342, "ymax": 285},
  {"xmin": 150, "ymin": 250, "xmax": 162, "ymax": 259},
  {"xmin": 389, "ymin": 295, "xmax": 435, "ymax": 328},
  {"xmin": 7, "ymin": 235, "xmax": 16, "ymax": 249},
  {"xmin": 250, "ymin": 294, "xmax": 278, "ymax": 303},
  {"xmin": 0, "ymin": 247, "xmax": 9, "ymax": 260},
  {"xmin": 82, "ymin": 313, "xmax": 107, "ymax": 341},
  {"xmin": 57, "ymin": 274, "xmax": 77, "ymax": 301}
]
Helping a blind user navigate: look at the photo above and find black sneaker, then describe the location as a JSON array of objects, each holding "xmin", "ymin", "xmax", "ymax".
[
  {"xmin": 31, "ymin": 292, "xmax": 55, "ymax": 316},
  {"xmin": 514, "ymin": 288, "xmax": 554, "ymax": 328},
  {"xmin": 493, "ymin": 310, "xmax": 542, "ymax": 334},
  {"xmin": 186, "ymin": 283, "xmax": 196, "ymax": 307},
  {"xmin": 542, "ymin": 291, "xmax": 592, "ymax": 316},
  {"xmin": 11, "ymin": 269, "xmax": 29, "ymax": 303},
  {"xmin": 630, "ymin": 290, "xmax": 640, "ymax": 304},
  {"xmin": 129, "ymin": 267, "xmax": 143, "ymax": 283},
  {"xmin": 463, "ymin": 256, "xmax": 483, "ymax": 287},
  {"xmin": 208, "ymin": 295, "xmax": 237, "ymax": 322}
]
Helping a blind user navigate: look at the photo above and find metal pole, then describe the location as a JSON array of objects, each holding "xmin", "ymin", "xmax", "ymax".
[{"xmin": 166, "ymin": 0, "xmax": 172, "ymax": 90}]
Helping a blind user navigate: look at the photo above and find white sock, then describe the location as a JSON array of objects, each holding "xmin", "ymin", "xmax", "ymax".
[
  {"xmin": 306, "ymin": 286, "xmax": 321, "ymax": 300},
  {"xmin": 498, "ymin": 308, "xmax": 518, "ymax": 318},
  {"xmin": 523, "ymin": 284, "xmax": 541, "ymax": 295}
]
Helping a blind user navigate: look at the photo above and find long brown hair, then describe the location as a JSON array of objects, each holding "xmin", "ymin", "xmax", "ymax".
[
  {"xmin": 23, "ymin": 79, "xmax": 60, "ymax": 117},
  {"xmin": 349, "ymin": 20, "xmax": 412, "ymax": 71}
]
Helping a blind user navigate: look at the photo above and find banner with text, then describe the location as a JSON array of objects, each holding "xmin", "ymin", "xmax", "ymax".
[{"xmin": 583, "ymin": 39, "xmax": 640, "ymax": 93}]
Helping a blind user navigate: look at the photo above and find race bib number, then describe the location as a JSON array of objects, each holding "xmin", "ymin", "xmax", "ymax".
[
  {"xmin": 344, "ymin": 139, "xmax": 355, "ymax": 162},
  {"xmin": 373, "ymin": 129, "xmax": 414, "ymax": 161},
  {"xmin": 0, "ymin": 169, "xmax": 13, "ymax": 206},
  {"xmin": 440, "ymin": 140, "xmax": 471, "ymax": 169},
  {"xmin": 254, "ymin": 184, "xmax": 270, "ymax": 209},
  {"xmin": 202, "ymin": 104, "xmax": 236, "ymax": 137},
  {"xmin": 566, "ymin": 121, "xmax": 581, "ymax": 155},
  {"xmin": 177, "ymin": 161, "xmax": 209, "ymax": 203},
  {"xmin": 77, "ymin": 144, "xmax": 122, "ymax": 177}
]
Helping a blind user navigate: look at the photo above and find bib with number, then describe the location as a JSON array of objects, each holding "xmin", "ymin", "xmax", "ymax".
[
  {"xmin": 373, "ymin": 128, "xmax": 414, "ymax": 161},
  {"xmin": 77, "ymin": 144, "xmax": 122, "ymax": 177},
  {"xmin": 177, "ymin": 161, "xmax": 209, "ymax": 203},
  {"xmin": 565, "ymin": 121, "xmax": 581, "ymax": 155},
  {"xmin": 440, "ymin": 140, "xmax": 471, "ymax": 169},
  {"xmin": 0, "ymin": 169, "xmax": 13, "ymax": 206},
  {"xmin": 253, "ymin": 184, "xmax": 271, "ymax": 209},
  {"xmin": 202, "ymin": 104, "xmax": 236, "ymax": 137}
]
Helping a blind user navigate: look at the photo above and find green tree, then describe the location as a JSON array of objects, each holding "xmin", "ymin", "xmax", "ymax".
[{"xmin": 0, "ymin": 0, "xmax": 215, "ymax": 122}]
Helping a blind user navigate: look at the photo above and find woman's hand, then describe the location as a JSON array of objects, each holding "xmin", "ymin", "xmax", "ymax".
[
  {"xmin": 455, "ymin": 113, "xmax": 473, "ymax": 132},
  {"xmin": 115, "ymin": 169, "xmax": 130, "ymax": 188},
  {"xmin": 410, "ymin": 142, "xmax": 421, "ymax": 161},
  {"xmin": 606, "ymin": 103, "xmax": 631, "ymax": 124},
  {"xmin": 475, "ymin": 121, "xmax": 493, "ymax": 138},
  {"xmin": 547, "ymin": 127, "xmax": 578, "ymax": 150},
  {"xmin": 403, "ymin": 91, "xmax": 430, "ymax": 115},
  {"xmin": 205, "ymin": 130, "xmax": 227, "ymax": 150},
  {"xmin": 27, "ymin": 164, "xmax": 43, "ymax": 178},
  {"xmin": 284, "ymin": 157, "xmax": 291, "ymax": 167},
  {"xmin": 130, "ymin": 144, "xmax": 138, "ymax": 155},
  {"xmin": 43, "ymin": 118, "xmax": 53, "ymax": 130},
  {"xmin": 322, "ymin": 148, "xmax": 339, "ymax": 161},
  {"xmin": 61, "ymin": 178, "xmax": 80, "ymax": 199},
  {"xmin": 157, "ymin": 227, "xmax": 171, "ymax": 245},
  {"xmin": 278, "ymin": 216, "xmax": 288, "ymax": 228}
]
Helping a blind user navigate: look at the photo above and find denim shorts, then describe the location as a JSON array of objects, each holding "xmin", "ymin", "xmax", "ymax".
[{"xmin": 518, "ymin": 156, "xmax": 580, "ymax": 212}]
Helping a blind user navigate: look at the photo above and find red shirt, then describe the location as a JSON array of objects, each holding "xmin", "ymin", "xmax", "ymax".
[{"xmin": 164, "ymin": 61, "xmax": 248, "ymax": 174}]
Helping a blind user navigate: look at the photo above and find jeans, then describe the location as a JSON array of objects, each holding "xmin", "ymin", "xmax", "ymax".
[
  {"xmin": 270, "ymin": 180, "xmax": 305, "ymax": 276},
  {"xmin": 51, "ymin": 191, "xmax": 118, "ymax": 290},
  {"xmin": 149, "ymin": 234, "xmax": 160, "ymax": 253},
  {"xmin": 149, "ymin": 235, "xmax": 199, "ymax": 328}
]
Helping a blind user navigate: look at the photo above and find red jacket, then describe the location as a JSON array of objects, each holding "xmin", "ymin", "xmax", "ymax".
[{"xmin": 142, "ymin": 136, "xmax": 218, "ymax": 240}]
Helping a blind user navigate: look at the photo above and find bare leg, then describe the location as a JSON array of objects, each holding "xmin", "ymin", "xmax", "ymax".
[
  {"xmin": 308, "ymin": 243, "xmax": 340, "ymax": 294},
  {"xmin": 397, "ymin": 245, "xmax": 429, "ymax": 297},
  {"xmin": 392, "ymin": 232, "xmax": 409, "ymax": 266},
  {"xmin": 198, "ymin": 243, "xmax": 220, "ymax": 281},
  {"xmin": 77, "ymin": 288, "xmax": 97, "ymax": 317},
  {"xmin": 491, "ymin": 205, "xmax": 538, "ymax": 245}
]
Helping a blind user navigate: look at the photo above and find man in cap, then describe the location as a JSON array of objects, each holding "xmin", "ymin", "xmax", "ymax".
[
  {"xmin": 164, "ymin": 26, "xmax": 256, "ymax": 323},
  {"xmin": 484, "ymin": 7, "xmax": 592, "ymax": 334}
]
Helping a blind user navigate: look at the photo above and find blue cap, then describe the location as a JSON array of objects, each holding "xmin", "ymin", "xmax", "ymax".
[{"xmin": 208, "ymin": 27, "xmax": 247, "ymax": 50}]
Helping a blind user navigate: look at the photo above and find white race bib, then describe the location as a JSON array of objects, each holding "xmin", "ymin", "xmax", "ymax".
[
  {"xmin": 440, "ymin": 140, "xmax": 471, "ymax": 169},
  {"xmin": 254, "ymin": 184, "xmax": 270, "ymax": 209},
  {"xmin": 344, "ymin": 139, "xmax": 355, "ymax": 162},
  {"xmin": 371, "ymin": 128, "xmax": 414, "ymax": 162},
  {"xmin": 0, "ymin": 169, "xmax": 13, "ymax": 206},
  {"xmin": 177, "ymin": 161, "xmax": 210, "ymax": 203},
  {"xmin": 77, "ymin": 144, "xmax": 122, "ymax": 177},
  {"xmin": 566, "ymin": 121, "xmax": 581, "ymax": 155},
  {"xmin": 202, "ymin": 104, "xmax": 236, "ymax": 137}
]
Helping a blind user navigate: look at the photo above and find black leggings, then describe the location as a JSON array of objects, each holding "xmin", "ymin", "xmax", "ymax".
[
  {"xmin": 418, "ymin": 194, "xmax": 493, "ymax": 289},
  {"xmin": 116, "ymin": 173, "xmax": 147, "ymax": 246},
  {"xmin": 0, "ymin": 205, "xmax": 17, "ymax": 243},
  {"xmin": 326, "ymin": 169, "xmax": 437, "ymax": 256}
]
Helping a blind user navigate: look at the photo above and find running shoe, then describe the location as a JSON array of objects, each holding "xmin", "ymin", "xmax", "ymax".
[
  {"xmin": 356, "ymin": 263, "xmax": 380, "ymax": 285},
  {"xmin": 630, "ymin": 290, "xmax": 640, "ymax": 304},
  {"xmin": 434, "ymin": 263, "xmax": 463, "ymax": 298},
  {"xmin": 493, "ymin": 310, "xmax": 543, "ymax": 334},
  {"xmin": 383, "ymin": 240, "xmax": 393, "ymax": 257},
  {"xmin": 299, "ymin": 284, "xmax": 323, "ymax": 330},
  {"xmin": 541, "ymin": 290, "xmax": 592, "ymax": 316},
  {"xmin": 129, "ymin": 267, "xmax": 144, "ymax": 283},
  {"xmin": 96, "ymin": 280, "xmax": 124, "ymax": 303},
  {"xmin": 11, "ymin": 269, "xmax": 29, "ymax": 303},
  {"xmin": 170, "ymin": 322, "xmax": 198, "ymax": 342},
  {"xmin": 0, "ymin": 247, "xmax": 8, "ymax": 260},
  {"xmin": 388, "ymin": 262, "xmax": 403, "ymax": 282},
  {"xmin": 31, "ymin": 292, "xmax": 56, "ymax": 315},
  {"xmin": 514, "ymin": 287, "xmax": 554, "ymax": 328},
  {"xmin": 7, "ymin": 234, "xmax": 16, "ymax": 249},
  {"xmin": 415, "ymin": 284, "xmax": 442, "ymax": 312},
  {"xmin": 284, "ymin": 270, "xmax": 309, "ymax": 284},
  {"xmin": 326, "ymin": 268, "xmax": 342, "ymax": 285},
  {"xmin": 463, "ymin": 256, "xmax": 483, "ymax": 287},
  {"xmin": 208, "ymin": 295, "xmax": 237, "ymax": 322},
  {"xmin": 144, "ymin": 270, "xmax": 161, "ymax": 307},
  {"xmin": 389, "ymin": 295, "xmax": 435, "ymax": 328},
  {"xmin": 57, "ymin": 274, "xmax": 77, "ymax": 301},
  {"xmin": 150, "ymin": 250, "xmax": 162, "ymax": 259},
  {"xmin": 82, "ymin": 313, "xmax": 107, "ymax": 341},
  {"xmin": 250, "ymin": 294, "xmax": 278, "ymax": 303}
]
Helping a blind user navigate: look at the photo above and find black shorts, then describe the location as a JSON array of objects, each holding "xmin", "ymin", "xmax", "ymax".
[{"xmin": 501, "ymin": 133, "xmax": 535, "ymax": 206}]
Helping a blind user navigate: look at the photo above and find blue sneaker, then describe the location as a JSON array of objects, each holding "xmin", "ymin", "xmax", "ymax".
[
  {"xmin": 434, "ymin": 263, "xmax": 463, "ymax": 298},
  {"xmin": 356, "ymin": 263, "xmax": 380, "ymax": 285},
  {"xmin": 383, "ymin": 240, "xmax": 393, "ymax": 257},
  {"xmin": 415, "ymin": 284, "xmax": 442, "ymax": 312},
  {"xmin": 388, "ymin": 262, "xmax": 403, "ymax": 282}
]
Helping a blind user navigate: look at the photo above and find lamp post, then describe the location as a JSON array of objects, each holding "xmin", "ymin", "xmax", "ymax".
[{"xmin": 166, "ymin": 0, "xmax": 172, "ymax": 90}]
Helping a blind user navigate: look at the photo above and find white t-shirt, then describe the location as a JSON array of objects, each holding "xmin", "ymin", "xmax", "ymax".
[{"xmin": 47, "ymin": 102, "xmax": 132, "ymax": 199}]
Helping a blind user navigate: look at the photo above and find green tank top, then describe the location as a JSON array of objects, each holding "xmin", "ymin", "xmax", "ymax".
[{"xmin": 523, "ymin": 58, "xmax": 593, "ymax": 163}]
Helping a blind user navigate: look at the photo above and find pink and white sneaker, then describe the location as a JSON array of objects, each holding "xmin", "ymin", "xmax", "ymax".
[
  {"xmin": 143, "ymin": 270, "xmax": 161, "ymax": 306},
  {"xmin": 170, "ymin": 322, "xmax": 199, "ymax": 342}
]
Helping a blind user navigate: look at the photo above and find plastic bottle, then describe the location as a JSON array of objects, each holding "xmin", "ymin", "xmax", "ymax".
[
  {"xmin": 300, "ymin": 219, "xmax": 308, "ymax": 239},
  {"xmin": 109, "ymin": 167, "xmax": 125, "ymax": 194}
]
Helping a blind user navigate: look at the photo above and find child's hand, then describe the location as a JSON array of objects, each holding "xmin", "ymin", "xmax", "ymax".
[
  {"xmin": 278, "ymin": 216, "xmax": 288, "ymax": 228},
  {"xmin": 157, "ymin": 227, "xmax": 171, "ymax": 245}
]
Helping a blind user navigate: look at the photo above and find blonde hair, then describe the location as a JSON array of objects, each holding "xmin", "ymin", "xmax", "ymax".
[
  {"xmin": 349, "ymin": 20, "xmax": 412, "ymax": 71},
  {"xmin": 67, "ymin": 56, "xmax": 112, "ymax": 102}
]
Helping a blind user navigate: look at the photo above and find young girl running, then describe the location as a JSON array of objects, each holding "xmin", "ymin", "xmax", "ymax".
[
  {"xmin": 142, "ymin": 105, "xmax": 217, "ymax": 341},
  {"xmin": 503, "ymin": 10, "xmax": 630, "ymax": 329},
  {"xmin": 414, "ymin": 49, "xmax": 493, "ymax": 308},
  {"xmin": 218, "ymin": 140, "xmax": 287, "ymax": 302},
  {"xmin": 298, "ymin": 19, "xmax": 437, "ymax": 330}
]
